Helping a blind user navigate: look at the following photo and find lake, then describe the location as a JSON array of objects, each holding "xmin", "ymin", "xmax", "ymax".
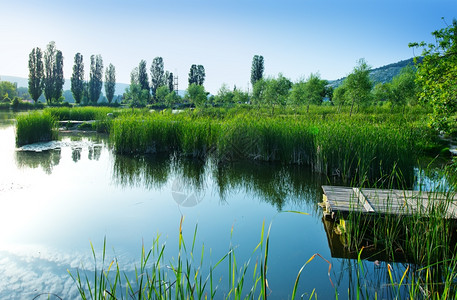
[{"xmin": 0, "ymin": 111, "xmax": 435, "ymax": 299}]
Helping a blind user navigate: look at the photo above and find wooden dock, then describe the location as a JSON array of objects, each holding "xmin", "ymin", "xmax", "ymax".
[{"xmin": 321, "ymin": 185, "xmax": 457, "ymax": 219}]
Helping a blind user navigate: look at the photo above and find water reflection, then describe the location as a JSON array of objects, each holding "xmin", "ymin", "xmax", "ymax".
[
  {"xmin": 112, "ymin": 153, "xmax": 172, "ymax": 189},
  {"xmin": 15, "ymin": 134, "xmax": 106, "ymax": 173},
  {"xmin": 15, "ymin": 149, "xmax": 61, "ymax": 174},
  {"xmin": 111, "ymin": 153, "xmax": 326, "ymax": 212},
  {"xmin": 213, "ymin": 161, "xmax": 324, "ymax": 211}
]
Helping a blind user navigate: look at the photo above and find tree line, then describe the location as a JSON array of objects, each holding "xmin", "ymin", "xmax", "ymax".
[{"xmin": 20, "ymin": 18, "xmax": 457, "ymax": 135}]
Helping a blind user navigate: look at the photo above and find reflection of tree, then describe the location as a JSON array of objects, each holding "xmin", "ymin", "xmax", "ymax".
[
  {"xmin": 72, "ymin": 148, "xmax": 81, "ymax": 163},
  {"xmin": 213, "ymin": 161, "xmax": 324, "ymax": 211},
  {"xmin": 172, "ymin": 157, "xmax": 207, "ymax": 192},
  {"xmin": 112, "ymin": 153, "xmax": 326, "ymax": 212},
  {"xmin": 112, "ymin": 153, "xmax": 171, "ymax": 189},
  {"xmin": 15, "ymin": 149, "xmax": 61, "ymax": 174},
  {"xmin": 88, "ymin": 146, "xmax": 102, "ymax": 161}
]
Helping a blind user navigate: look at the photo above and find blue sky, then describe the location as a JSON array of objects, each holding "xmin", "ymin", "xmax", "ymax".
[{"xmin": 1, "ymin": 0, "xmax": 456, "ymax": 93}]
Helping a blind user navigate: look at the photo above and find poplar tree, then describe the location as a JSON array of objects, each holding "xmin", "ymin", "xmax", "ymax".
[
  {"xmin": 151, "ymin": 57, "xmax": 165, "ymax": 99},
  {"xmin": 250, "ymin": 55, "xmax": 264, "ymax": 87},
  {"xmin": 28, "ymin": 47, "xmax": 44, "ymax": 103},
  {"xmin": 188, "ymin": 64, "xmax": 205, "ymax": 86},
  {"xmin": 71, "ymin": 53, "xmax": 85, "ymax": 104},
  {"xmin": 43, "ymin": 41, "xmax": 64, "ymax": 104},
  {"xmin": 89, "ymin": 54, "xmax": 104, "ymax": 104},
  {"xmin": 105, "ymin": 63, "xmax": 116, "ymax": 103},
  {"xmin": 167, "ymin": 72, "xmax": 174, "ymax": 92}
]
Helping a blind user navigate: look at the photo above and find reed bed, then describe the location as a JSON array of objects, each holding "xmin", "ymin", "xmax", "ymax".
[
  {"xmin": 15, "ymin": 111, "xmax": 57, "ymax": 146},
  {"xmin": 46, "ymin": 107, "xmax": 117, "ymax": 121},
  {"xmin": 111, "ymin": 108, "xmax": 432, "ymax": 184}
]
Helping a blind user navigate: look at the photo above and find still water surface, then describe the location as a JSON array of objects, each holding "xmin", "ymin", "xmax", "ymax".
[{"xmin": 0, "ymin": 112, "xmax": 421, "ymax": 299}]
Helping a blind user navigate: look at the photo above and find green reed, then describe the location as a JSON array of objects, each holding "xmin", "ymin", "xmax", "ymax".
[
  {"xmin": 46, "ymin": 107, "xmax": 116, "ymax": 121},
  {"xmin": 15, "ymin": 111, "xmax": 57, "ymax": 146},
  {"xmin": 68, "ymin": 217, "xmax": 277, "ymax": 299},
  {"xmin": 111, "ymin": 108, "xmax": 430, "ymax": 185}
]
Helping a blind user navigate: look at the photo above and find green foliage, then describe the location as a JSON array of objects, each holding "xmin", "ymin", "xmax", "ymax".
[
  {"xmin": 251, "ymin": 54, "xmax": 264, "ymax": 86},
  {"xmin": 263, "ymin": 74, "xmax": 292, "ymax": 113},
  {"xmin": 89, "ymin": 54, "xmax": 104, "ymax": 104},
  {"xmin": 150, "ymin": 57, "xmax": 165, "ymax": 100},
  {"xmin": 188, "ymin": 64, "xmax": 205, "ymax": 86},
  {"xmin": 215, "ymin": 83, "xmax": 235, "ymax": 106},
  {"xmin": 164, "ymin": 91, "xmax": 180, "ymax": 108},
  {"xmin": 43, "ymin": 41, "xmax": 64, "ymax": 104},
  {"xmin": 291, "ymin": 73, "xmax": 327, "ymax": 111},
  {"xmin": 337, "ymin": 58, "xmax": 373, "ymax": 115},
  {"xmin": 71, "ymin": 53, "xmax": 85, "ymax": 104},
  {"xmin": 185, "ymin": 84, "xmax": 207, "ymax": 107},
  {"xmin": 0, "ymin": 81, "xmax": 17, "ymax": 101},
  {"xmin": 28, "ymin": 47, "xmax": 44, "ymax": 102},
  {"xmin": 155, "ymin": 85, "xmax": 169, "ymax": 104},
  {"xmin": 124, "ymin": 83, "xmax": 148, "ymax": 108},
  {"xmin": 16, "ymin": 111, "xmax": 57, "ymax": 146},
  {"xmin": 410, "ymin": 19, "xmax": 457, "ymax": 133},
  {"xmin": 104, "ymin": 63, "xmax": 116, "ymax": 103}
]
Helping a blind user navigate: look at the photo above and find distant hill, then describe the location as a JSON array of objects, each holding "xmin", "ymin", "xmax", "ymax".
[{"xmin": 327, "ymin": 57, "xmax": 421, "ymax": 88}]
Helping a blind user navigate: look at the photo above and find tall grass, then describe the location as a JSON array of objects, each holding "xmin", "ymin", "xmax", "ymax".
[
  {"xmin": 46, "ymin": 107, "xmax": 117, "ymax": 121},
  {"xmin": 15, "ymin": 111, "xmax": 57, "ymax": 146},
  {"xmin": 111, "ymin": 108, "xmax": 432, "ymax": 185},
  {"xmin": 68, "ymin": 218, "xmax": 277, "ymax": 299}
]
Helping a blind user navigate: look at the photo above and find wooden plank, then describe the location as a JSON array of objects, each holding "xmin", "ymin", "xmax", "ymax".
[
  {"xmin": 353, "ymin": 187, "xmax": 375, "ymax": 212},
  {"xmin": 321, "ymin": 185, "xmax": 457, "ymax": 219}
]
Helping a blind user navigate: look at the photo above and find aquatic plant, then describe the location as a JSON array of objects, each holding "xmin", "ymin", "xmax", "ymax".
[{"xmin": 15, "ymin": 111, "xmax": 57, "ymax": 146}]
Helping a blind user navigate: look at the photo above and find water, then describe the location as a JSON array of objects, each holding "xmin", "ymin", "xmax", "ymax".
[{"xmin": 0, "ymin": 112, "xmax": 444, "ymax": 299}]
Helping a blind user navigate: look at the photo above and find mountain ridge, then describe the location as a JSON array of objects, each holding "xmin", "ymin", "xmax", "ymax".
[{"xmin": 327, "ymin": 57, "xmax": 421, "ymax": 88}]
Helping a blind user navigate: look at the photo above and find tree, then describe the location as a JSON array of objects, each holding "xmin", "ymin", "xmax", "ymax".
[
  {"xmin": 263, "ymin": 74, "xmax": 292, "ymax": 114},
  {"xmin": 71, "ymin": 53, "xmax": 84, "ymax": 104},
  {"xmin": 0, "ymin": 81, "xmax": 17, "ymax": 101},
  {"xmin": 28, "ymin": 47, "xmax": 44, "ymax": 103},
  {"xmin": 344, "ymin": 58, "xmax": 372, "ymax": 116},
  {"xmin": 124, "ymin": 67, "xmax": 148, "ymax": 108},
  {"xmin": 150, "ymin": 57, "xmax": 165, "ymax": 99},
  {"xmin": 252, "ymin": 78, "xmax": 266, "ymax": 107},
  {"xmin": 372, "ymin": 82, "xmax": 392, "ymax": 105},
  {"xmin": 43, "ymin": 41, "xmax": 64, "ymax": 104},
  {"xmin": 89, "ymin": 54, "xmax": 104, "ymax": 104},
  {"xmin": 105, "ymin": 63, "xmax": 116, "ymax": 103},
  {"xmin": 188, "ymin": 64, "xmax": 205, "ymax": 86},
  {"xmin": 250, "ymin": 55, "xmax": 264, "ymax": 87},
  {"xmin": 389, "ymin": 66, "xmax": 417, "ymax": 110},
  {"xmin": 197, "ymin": 65, "xmax": 205, "ymax": 85},
  {"xmin": 167, "ymin": 72, "xmax": 174, "ymax": 92},
  {"xmin": 215, "ymin": 83, "xmax": 235, "ymax": 106},
  {"xmin": 291, "ymin": 73, "xmax": 328, "ymax": 112},
  {"xmin": 332, "ymin": 84, "xmax": 349, "ymax": 110},
  {"xmin": 409, "ymin": 19, "xmax": 457, "ymax": 132},
  {"xmin": 155, "ymin": 85, "xmax": 170, "ymax": 104},
  {"xmin": 165, "ymin": 91, "xmax": 180, "ymax": 108},
  {"xmin": 138, "ymin": 59, "xmax": 150, "ymax": 95},
  {"xmin": 233, "ymin": 89, "xmax": 249, "ymax": 104},
  {"xmin": 186, "ymin": 84, "xmax": 207, "ymax": 107}
]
